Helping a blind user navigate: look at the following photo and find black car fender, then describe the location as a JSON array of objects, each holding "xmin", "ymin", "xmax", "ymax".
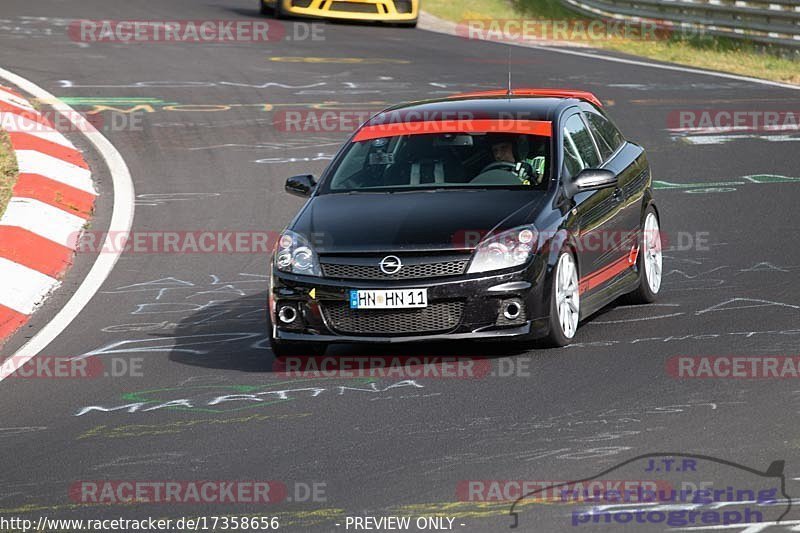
[{"xmin": 539, "ymin": 227, "xmax": 580, "ymax": 307}]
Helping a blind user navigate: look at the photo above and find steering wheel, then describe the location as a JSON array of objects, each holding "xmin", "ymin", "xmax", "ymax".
[{"xmin": 479, "ymin": 161, "xmax": 517, "ymax": 174}]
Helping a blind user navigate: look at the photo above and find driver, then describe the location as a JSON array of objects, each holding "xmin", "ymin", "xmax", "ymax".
[
  {"xmin": 487, "ymin": 135, "xmax": 534, "ymax": 184},
  {"xmin": 491, "ymin": 139, "xmax": 516, "ymax": 164},
  {"xmin": 475, "ymin": 135, "xmax": 545, "ymax": 186}
]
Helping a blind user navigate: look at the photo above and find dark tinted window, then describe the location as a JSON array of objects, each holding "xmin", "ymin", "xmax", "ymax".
[
  {"xmin": 563, "ymin": 114, "xmax": 600, "ymax": 177},
  {"xmin": 584, "ymin": 111, "xmax": 624, "ymax": 159},
  {"xmin": 323, "ymin": 132, "xmax": 552, "ymax": 192}
]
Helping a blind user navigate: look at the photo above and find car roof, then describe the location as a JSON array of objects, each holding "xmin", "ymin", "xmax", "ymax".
[
  {"xmin": 449, "ymin": 88, "xmax": 602, "ymax": 107},
  {"xmin": 367, "ymin": 89, "xmax": 600, "ymax": 126}
]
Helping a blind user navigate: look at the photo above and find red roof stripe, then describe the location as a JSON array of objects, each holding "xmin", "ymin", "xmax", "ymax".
[
  {"xmin": 448, "ymin": 88, "xmax": 602, "ymax": 107},
  {"xmin": 353, "ymin": 119, "xmax": 552, "ymax": 142}
]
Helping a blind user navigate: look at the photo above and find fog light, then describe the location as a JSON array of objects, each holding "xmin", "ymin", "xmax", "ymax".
[
  {"xmin": 278, "ymin": 305, "xmax": 298, "ymax": 324},
  {"xmin": 503, "ymin": 301, "xmax": 521, "ymax": 320},
  {"xmin": 497, "ymin": 298, "xmax": 525, "ymax": 326}
]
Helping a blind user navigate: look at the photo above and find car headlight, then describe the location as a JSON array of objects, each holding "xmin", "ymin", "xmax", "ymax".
[
  {"xmin": 274, "ymin": 230, "xmax": 321, "ymax": 276},
  {"xmin": 467, "ymin": 225, "xmax": 538, "ymax": 274}
]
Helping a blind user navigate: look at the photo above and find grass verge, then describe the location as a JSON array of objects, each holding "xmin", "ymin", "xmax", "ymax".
[
  {"xmin": 0, "ymin": 130, "xmax": 19, "ymax": 219},
  {"xmin": 424, "ymin": 0, "xmax": 800, "ymax": 85}
]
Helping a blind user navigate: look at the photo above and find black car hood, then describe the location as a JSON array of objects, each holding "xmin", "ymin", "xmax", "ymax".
[{"xmin": 291, "ymin": 190, "xmax": 546, "ymax": 254}]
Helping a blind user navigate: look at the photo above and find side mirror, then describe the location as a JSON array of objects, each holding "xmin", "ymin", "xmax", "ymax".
[
  {"xmin": 285, "ymin": 174, "xmax": 316, "ymax": 198},
  {"xmin": 564, "ymin": 169, "xmax": 617, "ymax": 198}
]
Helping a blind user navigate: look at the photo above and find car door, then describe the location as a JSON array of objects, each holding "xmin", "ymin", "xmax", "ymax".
[
  {"xmin": 579, "ymin": 102, "xmax": 645, "ymax": 265},
  {"xmin": 560, "ymin": 110, "xmax": 627, "ymax": 295}
]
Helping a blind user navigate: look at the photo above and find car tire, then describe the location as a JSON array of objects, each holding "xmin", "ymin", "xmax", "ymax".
[
  {"xmin": 625, "ymin": 207, "xmax": 662, "ymax": 304},
  {"xmin": 273, "ymin": 0, "xmax": 287, "ymax": 18},
  {"xmin": 269, "ymin": 336, "xmax": 326, "ymax": 358},
  {"xmin": 544, "ymin": 249, "xmax": 580, "ymax": 347}
]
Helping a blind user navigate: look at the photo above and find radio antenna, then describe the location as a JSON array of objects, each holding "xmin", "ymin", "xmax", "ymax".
[{"xmin": 506, "ymin": 46, "xmax": 513, "ymax": 96}]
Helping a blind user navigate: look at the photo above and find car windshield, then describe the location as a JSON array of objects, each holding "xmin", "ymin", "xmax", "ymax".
[{"xmin": 322, "ymin": 132, "xmax": 551, "ymax": 193}]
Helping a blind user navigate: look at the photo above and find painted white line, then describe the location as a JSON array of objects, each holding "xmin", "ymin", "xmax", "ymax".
[
  {"xmin": 668, "ymin": 126, "xmax": 800, "ymax": 135},
  {"xmin": 0, "ymin": 198, "xmax": 87, "ymax": 247},
  {"xmin": 15, "ymin": 150, "xmax": 96, "ymax": 194},
  {"xmin": 556, "ymin": 47, "xmax": 799, "ymax": 90},
  {"xmin": 419, "ymin": 12, "xmax": 800, "ymax": 91},
  {"xmin": 0, "ymin": 67, "xmax": 135, "ymax": 382},
  {"xmin": 678, "ymin": 133, "xmax": 800, "ymax": 144},
  {"xmin": 0, "ymin": 258, "xmax": 59, "ymax": 315}
]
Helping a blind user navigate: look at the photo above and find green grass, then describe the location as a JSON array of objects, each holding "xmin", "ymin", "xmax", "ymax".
[
  {"xmin": 514, "ymin": 0, "xmax": 579, "ymax": 19},
  {"xmin": 0, "ymin": 130, "xmax": 18, "ymax": 219},
  {"xmin": 425, "ymin": 0, "xmax": 800, "ymax": 85}
]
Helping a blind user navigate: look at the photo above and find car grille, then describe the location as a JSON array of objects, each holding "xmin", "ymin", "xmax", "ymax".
[
  {"xmin": 330, "ymin": 2, "xmax": 379, "ymax": 13},
  {"xmin": 321, "ymin": 259, "xmax": 468, "ymax": 280},
  {"xmin": 321, "ymin": 301, "xmax": 464, "ymax": 336}
]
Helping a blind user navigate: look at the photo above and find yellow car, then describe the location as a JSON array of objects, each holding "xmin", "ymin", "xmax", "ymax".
[{"xmin": 260, "ymin": 0, "xmax": 419, "ymax": 27}]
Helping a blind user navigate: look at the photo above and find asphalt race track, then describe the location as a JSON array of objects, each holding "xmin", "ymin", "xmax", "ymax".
[{"xmin": 1, "ymin": 1, "xmax": 800, "ymax": 532}]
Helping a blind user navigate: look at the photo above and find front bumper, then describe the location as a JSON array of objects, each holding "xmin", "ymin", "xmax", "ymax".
[
  {"xmin": 277, "ymin": 324, "xmax": 532, "ymax": 344},
  {"xmin": 270, "ymin": 258, "xmax": 551, "ymax": 344},
  {"xmin": 277, "ymin": 0, "xmax": 418, "ymax": 22}
]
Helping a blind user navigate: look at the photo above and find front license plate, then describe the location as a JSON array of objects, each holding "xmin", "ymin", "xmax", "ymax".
[{"xmin": 349, "ymin": 289, "xmax": 428, "ymax": 309}]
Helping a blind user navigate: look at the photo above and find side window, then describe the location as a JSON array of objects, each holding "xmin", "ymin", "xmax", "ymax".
[
  {"xmin": 562, "ymin": 128, "xmax": 584, "ymax": 178},
  {"xmin": 562, "ymin": 114, "xmax": 600, "ymax": 178},
  {"xmin": 584, "ymin": 111, "xmax": 624, "ymax": 160}
]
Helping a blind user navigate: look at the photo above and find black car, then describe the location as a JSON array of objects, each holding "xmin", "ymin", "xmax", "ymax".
[{"xmin": 269, "ymin": 89, "xmax": 662, "ymax": 355}]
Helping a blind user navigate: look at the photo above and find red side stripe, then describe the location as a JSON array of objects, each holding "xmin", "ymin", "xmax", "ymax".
[
  {"xmin": 628, "ymin": 244, "xmax": 640, "ymax": 266},
  {"xmin": 579, "ymin": 255, "xmax": 632, "ymax": 294},
  {"xmin": 0, "ymin": 304, "xmax": 29, "ymax": 342},
  {"xmin": 353, "ymin": 119, "xmax": 552, "ymax": 142},
  {"xmin": 0, "ymin": 227, "xmax": 75, "ymax": 278},
  {"xmin": 583, "ymin": 254, "xmax": 628, "ymax": 282},
  {"xmin": 13, "ymin": 173, "xmax": 95, "ymax": 218},
  {"xmin": 8, "ymin": 132, "xmax": 88, "ymax": 169}
]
